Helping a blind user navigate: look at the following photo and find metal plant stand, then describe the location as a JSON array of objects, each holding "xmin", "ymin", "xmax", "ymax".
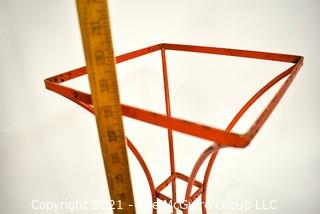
[{"xmin": 45, "ymin": 43, "xmax": 303, "ymax": 213}]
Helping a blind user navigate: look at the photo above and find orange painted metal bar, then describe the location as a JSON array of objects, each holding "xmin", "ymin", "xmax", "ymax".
[
  {"xmin": 183, "ymin": 145, "xmax": 219, "ymax": 213},
  {"xmin": 245, "ymin": 57, "xmax": 303, "ymax": 140},
  {"xmin": 226, "ymin": 65, "xmax": 295, "ymax": 131},
  {"xmin": 45, "ymin": 76, "xmax": 249, "ymax": 147},
  {"xmin": 44, "ymin": 43, "xmax": 303, "ymax": 214},
  {"xmin": 160, "ymin": 47, "xmax": 177, "ymax": 214},
  {"xmin": 156, "ymin": 174, "xmax": 177, "ymax": 193},
  {"xmin": 163, "ymin": 43, "xmax": 302, "ymax": 63},
  {"xmin": 198, "ymin": 55, "xmax": 303, "ymax": 214},
  {"xmin": 156, "ymin": 192, "xmax": 172, "ymax": 204},
  {"xmin": 45, "ymin": 84, "xmax": 247, "ymax": 147},
  {"xmin": 116, "ymin": 44, "xmax": 162, "ymax": 63},
  {"xmin": 121, "ymin": 104, "xmax": 248, "ymax": 147},
  {"xmin": 126, "ymin": 138, "xmax": 157, "ymax": 214},
  {"xmin": 201, "ymin": 151, "xmax": 219, "ymax": 214},
  {"xmin": 176, "ymin": 172, "xmax": 202, "ymax": 188}
]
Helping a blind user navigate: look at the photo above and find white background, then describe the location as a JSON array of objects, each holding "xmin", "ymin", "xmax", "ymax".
[{"xmin": 1, "ymin": 0, "xmax": 319, "ymax": 213}]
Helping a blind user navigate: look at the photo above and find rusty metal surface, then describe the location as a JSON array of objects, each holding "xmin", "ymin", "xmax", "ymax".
[{"xmin": 44, "ymin": 43, "xmax": 303, "ymax": 213}]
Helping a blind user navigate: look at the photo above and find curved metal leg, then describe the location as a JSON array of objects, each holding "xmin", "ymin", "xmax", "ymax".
[
  {"xmin": 183, "ymin": 144, "xmax": 219, "ymax": 214},
  {"xmin": 201, "ymin": 151, "xmax": 219, "ymax": 214},
  {"xmin": 126, "ymin": 138, "xmax": 157, "ymax": 214}
]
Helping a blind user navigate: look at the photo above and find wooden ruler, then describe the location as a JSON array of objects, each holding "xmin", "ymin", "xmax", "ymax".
[{"xmin": 76, "ymin": 0, "xmax": 135, "ymax": 213}]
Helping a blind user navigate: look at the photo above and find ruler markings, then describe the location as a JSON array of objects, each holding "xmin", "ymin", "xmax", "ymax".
[{"xmin": 76, "ymin": 0, "xmax": 135, "ymax": 213}]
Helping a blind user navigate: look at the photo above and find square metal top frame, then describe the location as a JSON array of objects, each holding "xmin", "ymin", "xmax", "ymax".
[
  {"xmin": 45, "ymin": 43, "xmax": 303, "ymax": 148},
  {"xmin": 45, "ymin": 43, "xmax": 303, "ymax": 213}
]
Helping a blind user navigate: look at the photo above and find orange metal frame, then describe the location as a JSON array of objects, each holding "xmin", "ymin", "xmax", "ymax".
[{"xmin": 44, "ymin": 43, "xmax": 303, "ymax": 213}]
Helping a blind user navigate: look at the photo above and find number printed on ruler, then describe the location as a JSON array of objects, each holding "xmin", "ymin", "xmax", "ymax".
[{"xmin": 76, "ymin": 0, "xmax": 135, "ymax": 213}]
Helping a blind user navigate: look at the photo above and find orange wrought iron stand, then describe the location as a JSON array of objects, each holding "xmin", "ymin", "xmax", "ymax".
[{"xmin": 45, "ymin": 43, "xmax": 303, "ymax": 213}]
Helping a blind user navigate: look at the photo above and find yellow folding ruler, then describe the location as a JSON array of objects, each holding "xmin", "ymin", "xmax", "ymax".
[{"xmin": 76, "ymin": 0, "xmax": 135, "ymax": 213}]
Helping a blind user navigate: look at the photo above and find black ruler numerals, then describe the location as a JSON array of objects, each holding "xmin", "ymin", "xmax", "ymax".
[
  {"xmin": 78, "ymin": 0, "xmax": 135, "ymax": 211},
  {"xmin": 102, "ymin": 105, "xmax": 114, "ymax": 118},
  {"xmin": 114, "ymin": 173, "xmax": 124, "ymax": 184},
  {"xmin": 110, "ymin": 152, "xmax": 121, "ymax": 164},
  {"xmin": 94, "ymin": 50, "xmax": 106, "ymax": 64},
  {"xmin": 107, "ymin": 129, "xmax": 118, "ymax": 142},
  {"xmin": 99, "ymin": 79, "xmax": 109, "ymax": 92}
]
